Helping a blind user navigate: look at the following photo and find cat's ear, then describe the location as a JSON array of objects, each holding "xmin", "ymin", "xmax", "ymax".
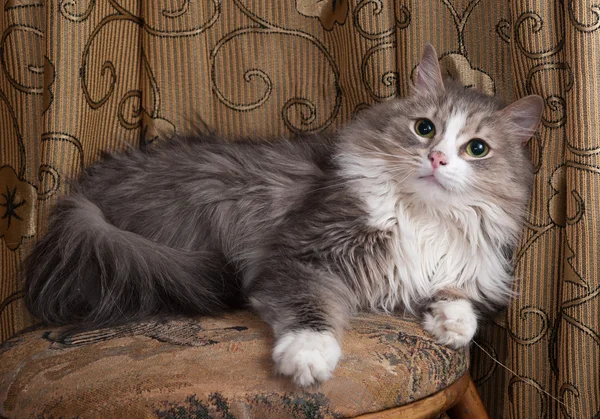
[
  {"xmin": 413, "ymin": 44, "xmax": 445, "ymax": 96},
  {"xmin": 500, "ymin": 95, "xmax": 545, "ymax": 143}
]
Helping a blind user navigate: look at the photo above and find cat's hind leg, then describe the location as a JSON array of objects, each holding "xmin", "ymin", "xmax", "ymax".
[{"xmin": 248, "ymin": 261, "xmax": 357, "ymax": 387}]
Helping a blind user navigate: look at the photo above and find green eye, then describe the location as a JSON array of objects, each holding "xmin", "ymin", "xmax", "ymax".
[
  {"xmin": 415, "ymin": 118, "xmax": 435, "ymax": 138},
  {"xmin": 466, "ymin": 139, "xmax": 490, "ymax": 158}
]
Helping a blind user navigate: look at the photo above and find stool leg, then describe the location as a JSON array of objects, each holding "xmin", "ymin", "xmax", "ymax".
[{"xmin": 447, "ymin": 374, "xmax": 489, "ymax": 419}]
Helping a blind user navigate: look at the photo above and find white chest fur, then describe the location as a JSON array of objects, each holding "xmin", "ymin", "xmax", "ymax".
[
  {"xmin": 388, "ymin": 204, "xmax": 470, "ymax": 309},
  {"xmin": 364, "ymin": 189, "xmax": 514, "ymax": 312}
]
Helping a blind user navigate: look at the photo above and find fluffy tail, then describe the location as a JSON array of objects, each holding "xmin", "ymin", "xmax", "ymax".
[{"xmin": 24, "ymin": 194, "xmax": 228, "ymax": 329}]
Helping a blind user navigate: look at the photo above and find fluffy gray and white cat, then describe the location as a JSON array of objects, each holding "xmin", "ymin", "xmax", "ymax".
[{"xmin": 24, "ymin": 45, "xmax": 543, "ymax": 386}]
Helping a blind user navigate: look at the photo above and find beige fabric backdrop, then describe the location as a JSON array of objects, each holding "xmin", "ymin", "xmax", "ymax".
[{"xmin": 1, "ymin": 1, "xmax": 598, "ymax": 417}]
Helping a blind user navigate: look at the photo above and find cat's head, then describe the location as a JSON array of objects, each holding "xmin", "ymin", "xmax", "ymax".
[{"xmin": 346, "ymin": 44, "xmax": 544, "ymax": 218}]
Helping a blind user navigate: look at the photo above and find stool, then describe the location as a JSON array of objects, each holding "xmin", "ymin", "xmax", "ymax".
[{"xmin": 0, "ymin": 311, "xmax": 487, "ymax": 418}]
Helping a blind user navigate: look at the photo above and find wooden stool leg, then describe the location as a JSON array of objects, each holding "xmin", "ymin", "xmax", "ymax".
[{"xmin": 447, "ymin": 374, "xmax": 489, "ymax": 419}]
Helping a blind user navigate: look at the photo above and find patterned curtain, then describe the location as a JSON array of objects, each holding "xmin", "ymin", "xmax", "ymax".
[{"xmin": 0, "ymin": 1, "xmax": 597, "ymax": 417}]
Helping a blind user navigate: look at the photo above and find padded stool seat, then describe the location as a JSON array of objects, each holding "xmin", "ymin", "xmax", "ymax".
[{"xmin": 0, "ymin": 311, "xmax": 469, "ymax": 418}]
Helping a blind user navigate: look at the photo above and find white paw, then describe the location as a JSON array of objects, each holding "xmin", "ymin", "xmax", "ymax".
[
  {"xmin": 423, "ymin": 299, "xmax": 477, "ymax": 349},
  {"xmin": 273, "ymin": 330, "xmax": 341, "ymax": 387}
]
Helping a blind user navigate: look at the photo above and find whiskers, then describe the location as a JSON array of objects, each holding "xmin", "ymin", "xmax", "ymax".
[
  {"xmin": 366, "ymin": 150, "xmax": 418, "ymax": 163},
  {"xmin": 310, "ymin": 149, "xmax": 420, "ymax": 195},
  {"xmin": 380, "ymin": 168, "xmax": 415, "ymax": 186},
  {"xmin": 358, "ymin": 151, "xmax": 421, "ymax": 186}
]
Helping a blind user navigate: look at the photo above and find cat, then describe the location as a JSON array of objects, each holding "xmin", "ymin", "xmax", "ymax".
[{"xmin": 23, "ymin": 44, "xmax": 544, "ymax": 387}]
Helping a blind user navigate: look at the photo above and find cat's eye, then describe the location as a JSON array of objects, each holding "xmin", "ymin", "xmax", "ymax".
[
  {"xmin": 415, "ymin": 119, "xmax": 436, "ymax": 138},
  {"xmin": 465, "ymin": 139, "xmax": 490, "ymax": 158}
]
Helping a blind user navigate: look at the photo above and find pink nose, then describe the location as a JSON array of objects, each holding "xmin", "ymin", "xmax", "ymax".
[{"xmin": 428, "ymin": 151, "xmax": 448, "ymax": 169}]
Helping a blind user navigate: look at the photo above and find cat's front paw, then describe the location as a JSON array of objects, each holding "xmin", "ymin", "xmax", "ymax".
[
  {"xmin": 423, "ymin": 299, "xmax": 477, "ymax": 349},
  {"xmin": 273, "ymin": 330, "xmax": 341, "ymax": 387}
]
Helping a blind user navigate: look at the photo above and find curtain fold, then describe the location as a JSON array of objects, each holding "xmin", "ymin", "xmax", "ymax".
[{"xmin": 1, "ymin": 1, "xmax": 598, "ymax": 417}]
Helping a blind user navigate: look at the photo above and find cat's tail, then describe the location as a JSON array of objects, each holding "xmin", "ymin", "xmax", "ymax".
[{"xmin": 23, "ymin": 194, "xmax": 228, "ymax": 329}]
